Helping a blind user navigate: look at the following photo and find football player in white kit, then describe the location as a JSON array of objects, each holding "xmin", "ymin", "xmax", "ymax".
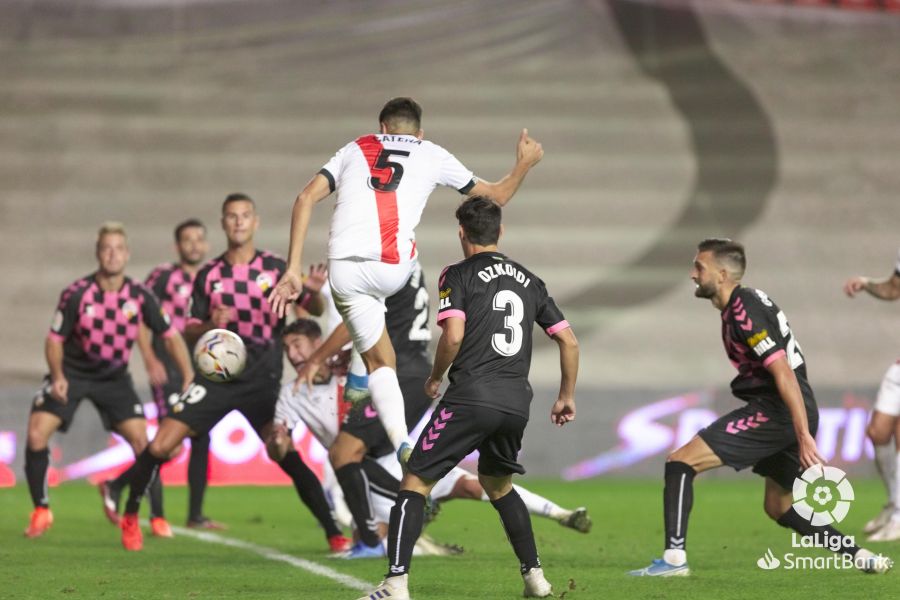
[
  {"xmin": 270, "ymin": 97, "xmax": 544, "ymax": 454},
  {"xmin": 269, "ymin": 319, "xmax": 591, "ymax": 555},
  {"xmin": 844, "ymin": 249, "xmax": 900, "ymax": 541}
]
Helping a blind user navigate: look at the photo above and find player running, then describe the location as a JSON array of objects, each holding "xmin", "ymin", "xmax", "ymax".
[
  {"xmin": 629, "ymin": 238, "xmax": 892, "ymax": 577},
  {"xmin": 100, "ymin": 218, "xmax": 225, "ymax": 532},
  {"xmin": 116, "ymin": 194, "xmax": 348, "ymax": 552},
  {"xmin": 360, "ymin": 196, "xmax": 579, "ymax": 600},
  {"xmin": 844, "ymin": 248, "xmax": 900, "ymax": 541},
  {"xmin": 272, "ymin": 318, "xmax": 590, "ymax": 559},
  {"xmin": 24, "ymin": 222, "xmax": 193, "ymax": 538},
  {"xmin": 270, "ymin": 97, "xmax": 544, "ymax": 456}
]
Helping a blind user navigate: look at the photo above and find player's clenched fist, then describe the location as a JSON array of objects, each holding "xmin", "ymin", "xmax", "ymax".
[
  {"xmin": 50, "ymin": 376, "xmax": 69, "ymax": 404},
  {"xmin": 843, "ymin": 276, "xmax": 868, "ymax": 298},
  {"xmin": 517, "ymin": 128, "xmax": 544, "ymax": 168}
]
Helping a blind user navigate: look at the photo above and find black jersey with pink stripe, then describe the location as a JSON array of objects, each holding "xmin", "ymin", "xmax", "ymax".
[
  {"xmin": 720, "ymin": 286, "xmax": 816, "ymax": 410},
  {"xmin": 188, "ymin": 250, "xmax": 286, "ymax": 378},
  {"xmin": 48, "ymin": 274, "xmax": 175, "ymax": 380},
  {"xmin": 435, "ymin": 252, "xmax": 569, "ymax": 418}
]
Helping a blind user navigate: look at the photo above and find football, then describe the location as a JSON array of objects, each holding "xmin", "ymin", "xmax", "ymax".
[{"xmin": 193, "ymin": 328, "xmax": 247, "ymax": 382}]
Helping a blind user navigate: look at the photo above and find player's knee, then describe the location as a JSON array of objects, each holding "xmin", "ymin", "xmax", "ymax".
[
  {"xmin": 329, "ymin": 438, "xmax": 365, "ymax": 469},
  {"xmin": 266, "ymin": 439, "xmax": 287, "ymax": 463},
  {"xmin": 454, "ymin": 477, "xmax": 483, "ymax": 500},
  {"xmin": 26, "ymin": 427, "xmax": 50, "ymax": 451},
  {"xmin": 764, "ymin": 497, "xmax": 785, "ymax": 521}
]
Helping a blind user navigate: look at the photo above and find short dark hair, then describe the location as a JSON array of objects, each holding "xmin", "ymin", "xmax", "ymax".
[
  {"xmin": 282, "ymin": 318, "xmax": 322, "ymax": 340},
  {"xmin": 222, "ymin": 193, "xmax": 255, "ymax": 213},
  {"xmin": 174, "ymin": 218, "xmax": 205, "ymax": 242},
  {"xmin": 456, "ymin": 196, "xmax": 501, "ymax": 246},
  {"xmin": 697, "ymin": 238, "xmax": 746, "ymax": 277},
  {"xmin": 378, "ymin": 97, "xmax": 422, "ymax": 132}
]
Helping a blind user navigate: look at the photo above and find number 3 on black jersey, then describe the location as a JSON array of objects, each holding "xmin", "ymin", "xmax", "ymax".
[{"xmin": 492, "ymin": 290, "xmax": 524, "ymax": 356}]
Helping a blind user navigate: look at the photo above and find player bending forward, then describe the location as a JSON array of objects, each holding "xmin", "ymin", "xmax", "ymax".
[
  {"xmin": 629, "ymin": 239, "xmax": 892, "ymax": 577},
  {"xmin": 270, "ymin": 319, "xmax": 591, "ymax": 557},
  {"xmin": 360, "ymin": 196, "xmax": 579, "ymax": 600}
]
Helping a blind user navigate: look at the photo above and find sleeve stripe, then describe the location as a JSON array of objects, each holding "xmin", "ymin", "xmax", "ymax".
[
  {"xmin": 160, "ymin": 325, "xmax": 178, "ymax": 339},
  {"xmin": 318, "ymin": 168, "xmax": 336, "ymax": 193},
  {"xmin": 762, "ymin": 349, "xmax": 787, "ymax": 368},
  {"xmin": 47, "ymin": 332, "xmax": 65, "ymax": 343},
  {"xmin": 545, "ymin": 320, "xmax": 571, "ymax": 336},
  {"xmin": 186, "ymin": 317, "xmax": 203, "ymax": 327},
  {"xmin": 457, "ymin": 178, "xmax": 476, "ymax": 195},
  {"xmin": 437, "ymin": 309, "xmax": 466, "ymax": 323}
]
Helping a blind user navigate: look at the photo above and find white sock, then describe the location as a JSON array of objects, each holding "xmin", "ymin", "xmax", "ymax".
[
  {"xmin": 663, "ymin": 548, "xmax": 687, "ymax": 566},
  {"xmin": 367, "ymin": 366, "xmax": 408, "ymax": 451},
  {"xmin": 512, "ymin": 484, "xmax": 569, "ymax": 520},
  {"xmin": 873, "ymin": 443, "xmax": 897, "ymax": 507},
  {"xmin": 894, "ymin": 450, "xmax": 900, "ymax": 515}
]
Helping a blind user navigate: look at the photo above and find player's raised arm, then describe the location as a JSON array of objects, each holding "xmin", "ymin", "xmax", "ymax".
[
  {"xmin": 765, "ymin": 356, "xmax": 824, "ymax": 469},
  {"xmin": 425, "ymin": 317, "xmax": 465, "ymax": 399},
  {"xmin": 550, "ymin": 327, "xmax": 578, "ymax": 427},
  {"xmin": 270, "ymin": 174, "xmax": 333, "ymax": 318},
  {"xmin": 467, "ymin": 129, "xmax": 544, "ymax": 206}
]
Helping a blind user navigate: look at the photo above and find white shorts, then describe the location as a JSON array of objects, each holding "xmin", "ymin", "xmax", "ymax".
[
  {"xmin": 874, "ymin": 361, "xmax": 900, "ymax": 417},
  {"xmin": 328, "ymin": 258, "xmax": 415, "ymax": 353}
]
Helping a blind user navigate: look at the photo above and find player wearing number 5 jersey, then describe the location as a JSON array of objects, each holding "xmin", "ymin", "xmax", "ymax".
[
  {"xmin": 360, "ymin": 197, "xmax": 579, "ymax": 600},
  {"xmin": 271, "ymin": 97, "xmax": 544, "ymax": 455},
  {"xmin": 629, "ymin": 239, "xmax": 891, "ymax": 577}
]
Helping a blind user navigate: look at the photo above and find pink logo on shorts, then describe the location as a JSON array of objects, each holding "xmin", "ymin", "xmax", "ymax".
[
  {"xmin": 421, "ymin": 408, "xmax": 454, "ymax": 451},
  {"xmin": 364, "ymin": 405, "xmax": 378, "ymax": 419}
]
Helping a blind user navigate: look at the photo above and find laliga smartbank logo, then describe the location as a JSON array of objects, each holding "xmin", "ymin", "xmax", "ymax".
[
  {"xmin": 792, "ymin": 464, "xmax": 854, "ymax": 525},
  {"xmin": 757, "ymin": 465, "xmax": 867, "ymax": 572}
]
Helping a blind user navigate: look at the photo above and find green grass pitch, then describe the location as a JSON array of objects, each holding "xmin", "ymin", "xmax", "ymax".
[{"xmin": 1, "ymin": 478, "xmax": 896, "ymax": 599}]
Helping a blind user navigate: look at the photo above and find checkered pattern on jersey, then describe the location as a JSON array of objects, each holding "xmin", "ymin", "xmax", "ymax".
[
  {"xmin": 203, "ymin": 251, "xmax": 284, "ymax": 348},
  {"xmin": 77, "ymin": 280, "xmax": 145, "ymax": 367},
  {"xmin": 146, "ymin": 263, "xmax": 194, "ymax": 333}
]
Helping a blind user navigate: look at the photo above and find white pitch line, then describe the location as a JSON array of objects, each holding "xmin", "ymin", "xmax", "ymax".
[{"xmin": 170, "ymin": 525, "xmax": 372, "ymax": 592}]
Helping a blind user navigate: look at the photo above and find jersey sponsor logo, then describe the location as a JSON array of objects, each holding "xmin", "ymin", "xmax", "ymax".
[
  {"xmin": 177, "ymin": 284, "xmax": 191, "ymax": 297},
  {"xmin": 51, "ymin": 310, "xmax": 64, "ymax": 332},
  {"xmin": 751, "ymin": 336, "xmax": 776, "ymax": 357},
  {"xmin": 747, "ymin": 330, "xmax": 770, "ymax": 348},
  {"xmin": 212, "ymin": 281, "xmax": 224, "ymax": 294},
  {"xmin": 255, "ymin": 273, "xmax": 274, "ymax": 293},
  {"xmin": 122, "ymin": 300, "xmax": 138, "ymax": 321},
  {"xmin": 439, "ymin": 297, "xmax": 451, "ymax": 310},
  {"xmin": 476, "ymin": 263, "xmax": 531, "ymax": 287},
  {"xmin": 439, "ymin": 288, "xmax": 451, "ymax": 299}
]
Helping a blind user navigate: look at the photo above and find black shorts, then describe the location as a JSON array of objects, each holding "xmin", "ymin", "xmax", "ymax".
[
  {"xmin": 31, "ymin": 374, "xmax": 144, "ymax": 432},
  {"xmin": 150, "ymin": 356, "xmax": 184, "ymax": 419},
  {"xmin": 166, "ymin": 373, "xmax": 279, "ymax": 437},
  {"xmin": 698, "ymin": 401, "xmax": 819, "ymax": 490},
  {"xmin": 341, "ymin": 371, "xmax": 435, "ymax": 459},
  {"xmin": 406, "ymin": 401, "xmax": 527, "ymax": 481}
]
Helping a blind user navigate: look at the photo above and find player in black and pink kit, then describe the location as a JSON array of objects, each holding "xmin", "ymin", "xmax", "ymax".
[
  {"xmin": 117, "ymin": 194, "xmax": 349, "ymax": 553},
  {"xmin": 629, "ymin": 238, "xmax": 891, "ymax": 577},
  {"xmin": 23, "ymin": 222, "xmax": 194, "ymax": 539},
  {"xmin": 361, "ymin": 197, "xmax": 579, "ymax": 600},
  {"xmin": 100, "ymin": 218, "xmax": 224, "ymax": 531}
]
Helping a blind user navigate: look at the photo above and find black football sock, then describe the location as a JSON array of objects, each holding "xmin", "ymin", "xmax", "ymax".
[
  {"xmin": 362, "ymin": 456, "xmax": 400, "ymax": 499},
  {"xmin": 148, "ymin": 475, "xmax": 165, "ymax": 519},
  {"xmin": 187, "ymin": 434, "xmax": 211, "ymax": 521},
  {"xmin": 109, "ymin": 463, "xmax": 135, "ymax": 493},
  {"xmin": 664, "ymin": 461, "xmax": 696, "ymax": 552},
  {"xmin": 491, "ymin": 488, "xmax": 541, "ymax": 574},
  {"xmin": 386, "ymin": 490, "xmax": 426, "ymax": 579},
  {"xmin": 278, "ymin": 451, "xmax": 341, "ymax": 538},
  {"xmin": 24, "ymin": 447, "xmax": 50, "ymax": 508},
  {"xmin": 335, "ymin": 463, "xmax": 381, "ymax": 547},
  {"xmin": 777, "ymin": 507, "xmax": 861, "ymax": 557},
  {"xmin": 124, "ymin": 449, "xmax": 164, "ymax": 514}
]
